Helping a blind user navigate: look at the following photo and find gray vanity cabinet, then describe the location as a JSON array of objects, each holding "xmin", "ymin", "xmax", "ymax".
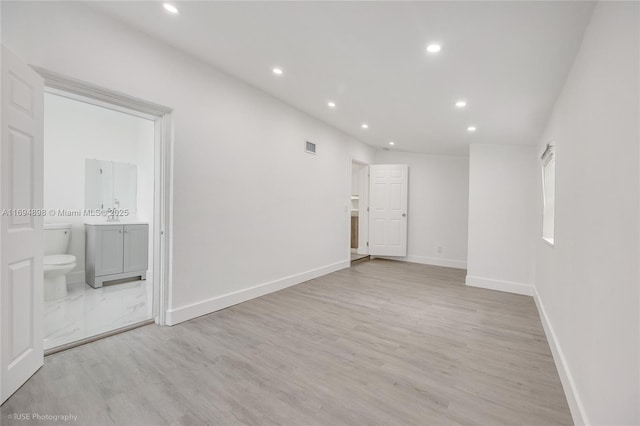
[
  {"xmin": 94, "ymin": 225, "xmax": 124, "ymax": 277},
  {"xmin": 123, "ymin": 225, "xmax": 148, "ymax": 273},
  {"xmin": 85, "ymin": 224, "xmax": 148, "ymax": 288}
]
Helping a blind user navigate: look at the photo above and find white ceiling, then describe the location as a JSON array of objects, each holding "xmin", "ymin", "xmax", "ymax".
[{"xmin": 91, "ymin": 1, "xmax": 595, "ymax": 156}]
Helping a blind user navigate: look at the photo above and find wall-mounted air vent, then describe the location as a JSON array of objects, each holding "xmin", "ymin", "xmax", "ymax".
[{"xmin": 305, "ymin": 141, "xmax": 317, "ymax": 155}]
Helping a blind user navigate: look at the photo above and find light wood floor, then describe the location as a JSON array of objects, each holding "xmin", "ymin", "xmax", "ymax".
[{"xmin": 1, "ymin": 260, "xmax": 572, "ymax": 425}]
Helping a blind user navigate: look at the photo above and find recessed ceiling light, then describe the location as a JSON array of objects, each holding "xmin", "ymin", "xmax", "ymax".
[
  {"xmin": 426, "ymin": 44, "xmax": 442, "ymax": 53},
  {"xmin": 455, "ymin": 100, "xmax": 467, "ymax": 108},
  {"xmin": 467, "ymin": 126, "xmax": 477, "ymax": 132},
  {"xmin": 327, "ymin": 101, "xmax": 336, "ymax": 108},
  {"xmin": 163, "ymin": 3, "xmax": 179, "ymax": 14},
  {"xmin": 361, "ymin": 123, "xmax": 369, "ymax": 129},
  {"xmin": 272, "ymin": 67, "xmax": 284, "ymax": 76},
  {"xmin": 389, "ymin": 141, "xmax": 395, "ymax": 146}
]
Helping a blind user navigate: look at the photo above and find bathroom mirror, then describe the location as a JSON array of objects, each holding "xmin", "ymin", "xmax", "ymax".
[{"xmin": 85, "ymin": 159, "xmax": 137, "ymax": 213}]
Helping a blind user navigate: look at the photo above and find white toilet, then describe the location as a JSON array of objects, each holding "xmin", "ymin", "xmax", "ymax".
[{"xmin": 44, "ymin": 223, "xmax": 77, "ymax": 301}]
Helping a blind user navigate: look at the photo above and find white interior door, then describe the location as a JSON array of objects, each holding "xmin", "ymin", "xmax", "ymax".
[
  {"xmin": 0, "ymin": 46, "xmax": 44, "ymax": 404},
  {"xmin": 357, "ymin": 165, "xmax": 369, "ymax": 255},
  {"xmin": 368, "ymin": 164, "xmax": 408, "ymax": 256}
]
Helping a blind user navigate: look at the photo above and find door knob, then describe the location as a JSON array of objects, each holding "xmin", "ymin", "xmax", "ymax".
[{"xmin": 402, "ymin": 213, "xmax": 407, "ymax": 217}]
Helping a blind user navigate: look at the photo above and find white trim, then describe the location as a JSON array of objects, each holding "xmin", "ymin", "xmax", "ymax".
[
  {"xmin": 166, "ymin": 260, "xmax": 349, "ymax": 325},
  {"xmin": 465, "ymin": 275, "xmax": 534, "ymax": 296},
  {"xmin": 349, "ymin": 157, "xmax": 370, "ymax": 259},
  {"xmin": 533, "ymin": 287, "xmax": 588, "ymax": 426},
  {"xmin": 378, "ymin": 255, "xmax": 467, "ymax": 270},
  {"xmin": 33, "ymin": 67, "xmax": 171, "ymax": 117},
  {"xmin": 154, "ymin": 112, "xmax": 174, "ymax": 327}
]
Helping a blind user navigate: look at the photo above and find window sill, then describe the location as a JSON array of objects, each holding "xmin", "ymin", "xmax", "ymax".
[{"xmin": 542, "ymin": 237, "xmax": 555, "ymax": 247}]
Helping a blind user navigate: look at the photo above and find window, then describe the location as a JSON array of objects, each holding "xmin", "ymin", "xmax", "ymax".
[{"xmin": 541, "ymin": 144, "xmax": 555, "ymax": 246}]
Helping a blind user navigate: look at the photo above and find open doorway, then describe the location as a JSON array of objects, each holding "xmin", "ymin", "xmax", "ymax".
[
  {"xmin": 350, "ymin": 161, "xmax": 369, "ymax": 264},
  {"xmin": 32, "ymin": 67, "xmax": 173, "ymax": 355},
  {"xmin": 42, "ymin": 91, "xmax": 157, "ymax": 351}
]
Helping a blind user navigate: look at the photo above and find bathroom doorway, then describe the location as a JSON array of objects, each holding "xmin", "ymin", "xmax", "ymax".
[
  {"xmin": 350, "ymin": 160, "xmax": 370, "ymax": 264},
  {"xmin": 39, "ymin": 72, "xmax": 172, "ymax": 354}
]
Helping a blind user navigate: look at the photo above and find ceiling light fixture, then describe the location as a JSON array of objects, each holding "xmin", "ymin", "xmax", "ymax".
[
  {"xmin": 389, "ymin": 141, "xmax": 395, "ymax": 146},
  {"xmin": 426, "ymin": 44, "xmax": 442, "ymax": 53},
  {"xmin": 163, "ymin": 3, "xmax": 179, "ymax": 14},
  {"xmin": 327, "ymin": 101, "xmax": 336, "ymax": 108},
  {"xmin": 361, "ymin": 123, "xmax": 369, "ymax": 129},
  {"xmin": 455, "ymin": 100, "xmax": 467, "ymax": 108},
  {"xmin": 272, "ymin": 67, "xmax": 284, "ymax": 76},
  {"xmin": 467, "ymin": 126, "xmax": 477, "ymax": 132}
]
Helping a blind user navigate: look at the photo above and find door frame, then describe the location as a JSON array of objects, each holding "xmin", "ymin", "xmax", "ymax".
[
  {"xmin": 348, "ymin": 157, "xmax": 369, "ymax": 260},
  {"xmin": 32, "ymin": 67, "xmax": 174, "ymax": 326}
]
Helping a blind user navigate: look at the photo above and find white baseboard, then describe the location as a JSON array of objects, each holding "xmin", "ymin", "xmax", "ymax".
[
  {"xmin": 166, "ymin": 260, "xmax": 350, "ymax": 326},
  {"xmin": 533, "ymin": 288, "xmax": 588, "ymax": 426},
  {"xmin": 67, "ymin": 270, "xmax": 85, "ymax": 285},
  {"xmin": 465, "ymin": 275, "xmax": 534, "ymax": 296},
  {"xmin": 378, "ymin": 255, "xmax": 467, "ymax": 270}
]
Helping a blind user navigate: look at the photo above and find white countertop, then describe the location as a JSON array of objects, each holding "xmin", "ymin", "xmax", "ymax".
[{"xmin": 84, "ymin": 220, "xmax": 149, "ymax": 226}]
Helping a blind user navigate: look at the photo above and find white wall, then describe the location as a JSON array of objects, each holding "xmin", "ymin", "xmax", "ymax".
[
  {"xmin": 44, "ymin": 93, "xmax": 154, "ymax": 284},
  {"xmin": 374, "ymin": 150, "xmax": 469, "ymax": 269},
  {"xmin": 351, "ymin": 162, "xmax": 363, "ymax": 196},
  {"xmin": 533, "ymin": 2, "xmax": 639, "ymax": 424},
  {"xmin": 2, "ymin": 2, "xmax": 375, "ymax": 323},
  {"xmin": 466, "ymin": 144, "xmax": 537, "ymax": 294}
]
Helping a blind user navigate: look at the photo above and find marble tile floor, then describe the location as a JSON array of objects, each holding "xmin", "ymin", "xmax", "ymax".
[{"xmin": 44, "ymin": 278, "xmax": 153, "ymax": 350}]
